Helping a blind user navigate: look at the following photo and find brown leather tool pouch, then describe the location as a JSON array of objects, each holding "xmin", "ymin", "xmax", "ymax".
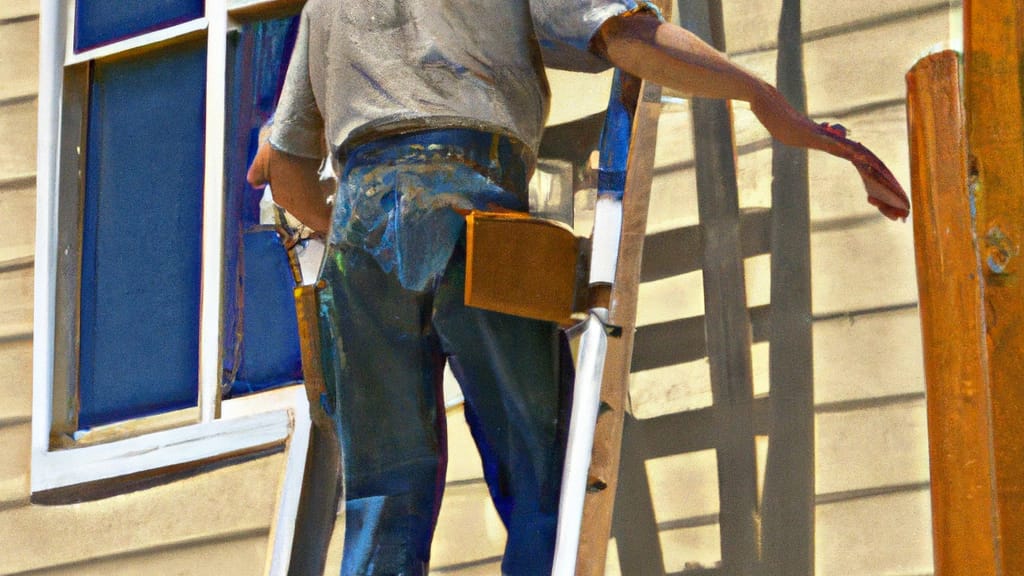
[{"xmin": 464, "ymin": 210, "xmax": 582, "ymax": 325}]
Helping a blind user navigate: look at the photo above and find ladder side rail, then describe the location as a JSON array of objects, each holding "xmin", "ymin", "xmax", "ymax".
[{"xmin": 578, "ymin": 74, "xmax": 665, "ymax": 575}]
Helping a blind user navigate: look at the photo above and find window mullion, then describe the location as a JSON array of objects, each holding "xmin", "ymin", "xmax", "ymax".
[{"xmin": 199, "ymin": 1, "xmax": 230, "ymax": 423}]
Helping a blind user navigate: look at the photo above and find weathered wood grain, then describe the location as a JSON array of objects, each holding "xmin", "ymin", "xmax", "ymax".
[
  {"xmin": 576, "ymin": 77, "xmax": 664, "ymax": 576},
  {"xmin": 963, "ymin": 2, "xmax": 1024, "ymax": 573},
  {"xmin": 907, "ymin": 46, "xmax": 1006, "ymax": 576}
]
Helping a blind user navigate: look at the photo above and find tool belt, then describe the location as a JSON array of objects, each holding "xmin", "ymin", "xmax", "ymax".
[{"xmin": 464, "ymin": 209, "xmax": 585, "ymax": 326}]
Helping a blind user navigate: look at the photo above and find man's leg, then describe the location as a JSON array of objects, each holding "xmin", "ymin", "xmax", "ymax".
[
  {"xmin": 432, "ymin": 243, "xmax": 572, "ymax": 575},
  {"xmin": 318, "ymin": 245, "xmax": 448, "ymax": 575}
]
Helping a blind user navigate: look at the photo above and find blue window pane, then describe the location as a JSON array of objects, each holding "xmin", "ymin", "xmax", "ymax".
[
  {"xmin": 75, "ymin": 0, "xmax": 204, "ymax": 53},
  {"xmin": 222, "ymin": 16, "xmax": 304, "ymax": 397},
  {"xmin": 79, "ymin": 39, "xmax": 207, "ymax": 427},
  {"xmin": 232, "ymin": 229, "xmax": 304, "ymax": 394}
]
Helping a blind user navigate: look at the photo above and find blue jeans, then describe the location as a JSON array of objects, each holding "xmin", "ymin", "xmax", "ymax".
[
  {"xmin": 318, "ymin": 130, "xmax": 571, "ymax": 575},
  {"xmin": 329, "ymin": 128, "xmax": 531, "ymax": 292}
]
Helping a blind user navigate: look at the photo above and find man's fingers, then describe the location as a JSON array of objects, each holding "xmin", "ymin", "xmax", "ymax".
[
  {"xmin": 866, "ymin": 196, "xmax": 903, "ymax": 221},
  {"xmin": 842, "ymin": 137, "xmax": 911, "ymax": 220},
  {"xmin": 857, "ymin": 163, "xmax": 909, "ymax": 208},
  {"xmin": 860, "ymin": 169, "xmax": 909, "ymax": 220}
]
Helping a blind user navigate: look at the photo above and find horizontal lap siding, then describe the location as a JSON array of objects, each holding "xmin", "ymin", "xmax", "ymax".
[
  {"xmin": 0, "ymin": 6, "xmax": 282, "ymax": 575},
  {"xmin": 20, "ymin": 532, "xmax": 271, "ymax": 576},
  {"xmin": 0, "ymin": 7, "xmax": 37, "ymax": 525},
  {"xmin": 0, "ymin": 181, "xmax": 35, "ymax": 263},
  {"xmin": 0, "ymin": 17, "xmax": 39, "ymax": 101},
  {"xmin": 614, "ymin": 2, "xmax": 942, "ymax": 574},
  {"xmin": 430, "ymin": 3, "xmax": 943, "ymax": 572},
  {"xmin": 0, "ymin": 0, "xmax": 38, "ymax": 20},
  {"xmin": 0, "ymin": 444, "xmax": 283, "ymax": 574}
]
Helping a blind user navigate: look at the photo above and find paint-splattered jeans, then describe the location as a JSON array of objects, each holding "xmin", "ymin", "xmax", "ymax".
[{"xmin": 317, "ymin": 129, "xmax": 572, "ymax": 575}]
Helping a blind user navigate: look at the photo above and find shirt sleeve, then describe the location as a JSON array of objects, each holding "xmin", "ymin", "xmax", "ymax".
[
  {"xmin": 529, "ymin": 0, "xmax": 636, "ymax": 72},
  {"xmin": 269, "ymin": 8, "xmax": 325, "ymax": 159}
]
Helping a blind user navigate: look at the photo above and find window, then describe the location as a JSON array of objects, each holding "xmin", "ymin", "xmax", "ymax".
[
  {"xmin": 74, "ymin": 0, "xmax": 204, "ymax": 52},
  {"xmin": 222, "ymin": 13, "xmax": 306, "ymax": 399},
  {"xmin": 77, "ymin": 36, "xmax": 208, "ymax": 426},
  {"xmin": 33, "ymin": 1, "xmax": 314, "ymax": 572}
]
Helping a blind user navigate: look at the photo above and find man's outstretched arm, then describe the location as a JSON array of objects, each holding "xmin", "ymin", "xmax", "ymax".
[{"xmin": 592, "ymin": 11, "xmax": 910, "ymax": 220}]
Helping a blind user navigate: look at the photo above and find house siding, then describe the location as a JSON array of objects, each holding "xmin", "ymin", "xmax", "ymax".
[
  {"xmin": 0, "ymin": 0, "xmax": 955, "ymax": 574},
  {"xmin": 429, "ymin": 1, "xmax": 949, "ymax": 574},
  {"xmin": 0, "ymin": 4, "xmax": 286, "ymax": 575}
]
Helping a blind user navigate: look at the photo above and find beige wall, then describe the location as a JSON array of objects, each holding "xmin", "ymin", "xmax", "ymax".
[
  {"xmin": 0, "ymin": 3, "xmax": 286, "ymax": 574},
  {"xmin": 1, "ymin": 1, "xmax": 952, "ymax": 574},
  {"xmin": 431, "ymin": 1, "xmax": 949, "ymax": 574}
]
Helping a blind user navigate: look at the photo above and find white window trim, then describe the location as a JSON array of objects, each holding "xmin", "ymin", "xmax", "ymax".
[
  {"xmin": 32, "ymin": 1, "xmax": 315, "ymax": 574},
  {"xmin": 202, "ymin": 0, "xmax": 229, "ymax": 424},
  {"xmin": 63, "ymin": 17, "xmax": 210, "ymax": 66}
]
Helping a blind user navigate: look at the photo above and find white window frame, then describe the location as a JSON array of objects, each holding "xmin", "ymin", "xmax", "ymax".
[{"xmin": 32, "ymin": 1, "xmax": 313, "ymax": 574}]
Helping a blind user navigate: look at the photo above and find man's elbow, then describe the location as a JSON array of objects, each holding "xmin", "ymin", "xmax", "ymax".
[{"xmin": 590, "ymin": 11, "xmax": 661, "ymax": 67}]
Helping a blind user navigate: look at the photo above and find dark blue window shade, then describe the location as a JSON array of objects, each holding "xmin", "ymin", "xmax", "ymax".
[
  {"xmin": 232, "ymin": 229, "xmax": 304, "ymax": 394},
  {"xmin": 79, "ymin": 39, "xmax": 207, "ymax": 427},
  {"xmin": 222, "ymin": 16, "xmax": 304, "ymax": 397},
  {"xmin": 74, "ymin": 0, "xmax": 204, "ymax": 53}
]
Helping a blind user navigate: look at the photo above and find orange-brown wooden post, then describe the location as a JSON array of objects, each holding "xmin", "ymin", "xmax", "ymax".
[
  {"xmin": 906, "ymin": 50, "xmax": 1001, "ymax": 576},
  {"xmin": 911, "ymin": 1, "xmax": 1024, "ymax": 570},
  {"xmin": 964, "ymin": 0, "xmax": 1024, "ymax": 572}
]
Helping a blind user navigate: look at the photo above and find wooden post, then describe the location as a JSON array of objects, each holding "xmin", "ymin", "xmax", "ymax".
[
  {"xmin": 963, "ymin": 0, "xmax": 1024, "ymax": 571},
  {"xmin": 906, "ymin": 50, "xmax": 1001, "ymax": 576}
]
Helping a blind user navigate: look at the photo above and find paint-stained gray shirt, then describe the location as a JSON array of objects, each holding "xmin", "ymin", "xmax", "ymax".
[{"xmin": 269, "ymin": 0, "xmax": 634, "ymax": 162}]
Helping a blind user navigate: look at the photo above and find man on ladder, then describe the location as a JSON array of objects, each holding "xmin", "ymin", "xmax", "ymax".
[{"xmin": 247, "ymin": 1, "xmax": 909, "ymax": 573}]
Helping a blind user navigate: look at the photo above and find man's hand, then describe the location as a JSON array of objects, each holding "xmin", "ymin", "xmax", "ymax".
[
  {"xmin": 246, "ymin": 139, "xmax": 332, "ymax": 234},
  {"xmin": 595, "ymin": 12, "xmax": 910, "ymax": 221},
  {"xmin": 749, "ymin": 86, "xmax": 910, "ymax": 220}
]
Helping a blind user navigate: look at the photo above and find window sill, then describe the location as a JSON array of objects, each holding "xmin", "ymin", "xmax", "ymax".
[{"xmin": 30, "ymin": 385, "xmax": 312, "ymax": 576}]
